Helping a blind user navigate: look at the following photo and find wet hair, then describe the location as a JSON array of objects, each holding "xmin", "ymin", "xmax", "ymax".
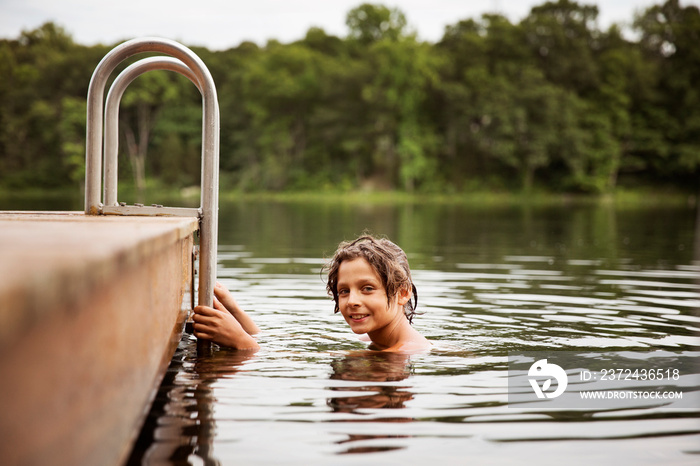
[{"xmin": 324, "ymin": 235, "xmax": 419, "ymax": 324}]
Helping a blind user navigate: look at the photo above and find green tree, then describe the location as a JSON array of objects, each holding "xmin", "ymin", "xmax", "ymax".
[
  {"xmin": 522, "ymin": 0, "xmax": 601, "ymax": 96},
  {"xmin": 436, "ymin": 14, "xmax": 538, "ymax": 190},
  {"xmin": 634, "ymin": 0, "xmax": 700, "ymax": 183},
  {"xmin": 521, "ymin": 2, "xmax": 642, "ymax": 192},
  {"xmin": 360, "ymin": 37, "xmax": 440, "ymax": 191},
  {"xmin": 119, "ymin": 70, "xmax": 180, "ymax": 194},
  {"xmin": 230, "ymin": 41, "xmax": 328, "ymax": 189},
  {"xmin": 0, "ymin": 23, "xmax": 95, "ymax": 188},
  {"xmin": 59, "ymin": 96, "xmax": 87, "ymax": 186},
  {"xmin": 346, "ymin": 3, "xmax": 409, "ymax": 44}
]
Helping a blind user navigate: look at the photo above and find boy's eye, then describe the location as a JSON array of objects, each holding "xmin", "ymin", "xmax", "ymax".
[
  {"xmin": 362, "ymin": 286, "xmax": 374, "ymax": 292},
  {"xmin": 338, "ymin": 288, "xmax": 349, "ymax": 295}
]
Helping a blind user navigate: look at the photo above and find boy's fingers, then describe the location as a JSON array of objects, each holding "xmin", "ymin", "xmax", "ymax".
[
  {"xmin": 193, "ymin": 311, "xmax": 221, "ymax": 328},
  {"xmin": 213, "ymin": 298, "xmax": 227, "ymax": 312},
  {"xmin": 215, "ymin": 289, "xmax": 238, "ymax": 311},
  {"xmin": 193, "ymin": 328, "xmax": 213, "ymax": 340},
  {"xmin": 194, "ymin": 305, "xmax": 218, "ymax": 317},
  {"xmin": 213, "ymin": 286, "xmax": 227, "ymax": 301},
  {"xmin": 214, "ymin": 283, "xmax": 232, "ymax": 298},
  {"xmin": 193, "ymin": 318, "xmax": 218, "ymax": 334},
  {"xmin": 214, "ymin": 282, "xmax": 225, "ymax": 292}
]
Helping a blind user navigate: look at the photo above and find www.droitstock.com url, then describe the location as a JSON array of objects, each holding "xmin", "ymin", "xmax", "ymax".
[{"xmin": 579, "ymin": 390, "xmax": 684, "ymax": 400}]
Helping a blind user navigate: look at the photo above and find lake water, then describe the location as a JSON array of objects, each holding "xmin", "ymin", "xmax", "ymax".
[
  {"xmin": 16, "ymin": 196, "xmax": 696, "ymax": 465},
  {"xmin": 121, "ymin": 198, "xmax": 700, "ymax": 465}
]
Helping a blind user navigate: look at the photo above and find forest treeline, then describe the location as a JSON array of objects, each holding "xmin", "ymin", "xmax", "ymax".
[{"xmin": 1, "ymin": 0, "xmax": 698, "ymax": 194}]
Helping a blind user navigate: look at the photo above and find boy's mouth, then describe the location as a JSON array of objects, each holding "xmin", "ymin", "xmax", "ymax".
[{"xmin": 350, "ymin": 314, "xmax": 369, "ymax": 321}]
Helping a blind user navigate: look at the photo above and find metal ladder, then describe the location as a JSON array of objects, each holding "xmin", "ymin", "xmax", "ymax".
[{"xmin": 84, "ymin": 38, "xmax": 219, "ymax": 342}]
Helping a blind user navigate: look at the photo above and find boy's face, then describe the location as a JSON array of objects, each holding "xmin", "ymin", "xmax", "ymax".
[{"xmin": 336, "ymin": 257, "xmax": 407, "ymax": 335}]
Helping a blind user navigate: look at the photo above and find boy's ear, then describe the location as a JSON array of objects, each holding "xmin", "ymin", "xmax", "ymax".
[{"xmin": 397, "ymin": 286, "xmax": 411, "ymax": 306}]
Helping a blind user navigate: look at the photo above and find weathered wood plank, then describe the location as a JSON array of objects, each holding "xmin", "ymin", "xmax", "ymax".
[{"xmin": 0, "ymin": 212, "xmax": 198, "ymax": 466}]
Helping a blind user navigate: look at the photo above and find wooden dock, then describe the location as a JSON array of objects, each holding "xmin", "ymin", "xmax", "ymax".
[{"xmin": 0, "ymin": 212, "xmax": 198, "ymax": 466}]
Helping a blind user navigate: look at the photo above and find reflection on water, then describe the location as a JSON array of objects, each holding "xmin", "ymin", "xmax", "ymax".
[
  {"xmin": 328, "ymin": 352, "xmax": 414, "ymax": 413},
  {"xmin": 129, "ymin": 200, "xmax": 700, "ymax": 464}
]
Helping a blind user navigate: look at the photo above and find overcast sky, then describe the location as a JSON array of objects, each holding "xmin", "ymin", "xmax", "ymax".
[{"xmin": 0, "ymin": 0, "xmax": 686, "ymax": 50}]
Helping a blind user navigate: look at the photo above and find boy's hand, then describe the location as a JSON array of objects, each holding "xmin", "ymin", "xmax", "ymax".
[
  {"xmin": 213, "ymin": 282, "xmax": 260, "ymax": 335},
  {"xmin": 193, "ymin": 298, "xmax": 259, "ymax": 350}
]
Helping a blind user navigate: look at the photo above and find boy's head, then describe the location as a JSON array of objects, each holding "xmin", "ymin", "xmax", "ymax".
[{"xmin": 325, "ymin": 235, "xmax": 418, "ymax": 323}]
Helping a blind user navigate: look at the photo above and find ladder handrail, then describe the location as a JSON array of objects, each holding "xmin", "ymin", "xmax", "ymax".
[
  {"xmin": 104, "ymin": 57, "xmax": 202, "ymax": 207},
  {"xmin": 84, "ymin": 37, "xmax": 219, "ymax": 312}
]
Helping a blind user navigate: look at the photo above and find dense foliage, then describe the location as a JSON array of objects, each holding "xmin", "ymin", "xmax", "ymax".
[{"xmin": 1, "ymin": 0, "xmax": 698, "ymax": 194}]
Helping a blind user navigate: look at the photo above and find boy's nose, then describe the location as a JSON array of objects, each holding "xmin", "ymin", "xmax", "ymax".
[{"xmin": 347, "ymin": 289, "xmax": 361, "ymax": 306}]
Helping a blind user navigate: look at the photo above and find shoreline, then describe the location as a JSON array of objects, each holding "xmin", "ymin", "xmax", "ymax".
[{"xmin": 0, "ymin": 186, "xmax": 696, "ymax": 210}]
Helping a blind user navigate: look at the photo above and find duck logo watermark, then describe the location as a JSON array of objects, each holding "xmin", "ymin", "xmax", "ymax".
[{"xmin": 528, "ymin": 358, "xmax": 568, "ymax": 399}]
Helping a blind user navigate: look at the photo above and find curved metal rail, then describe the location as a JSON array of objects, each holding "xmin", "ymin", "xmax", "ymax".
[
  {"xmin": 84, "ymin": 37, "xmax": 219, "ymax": 325},
  {"xmin": 103, "ymin": 57, "xmax": 202, "ymax": 207}
]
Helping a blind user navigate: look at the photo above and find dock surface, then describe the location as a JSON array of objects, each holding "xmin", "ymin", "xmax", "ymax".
[{"xmin": 0, "ymin": 212, "xmax": 198, "ymax": 466}]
